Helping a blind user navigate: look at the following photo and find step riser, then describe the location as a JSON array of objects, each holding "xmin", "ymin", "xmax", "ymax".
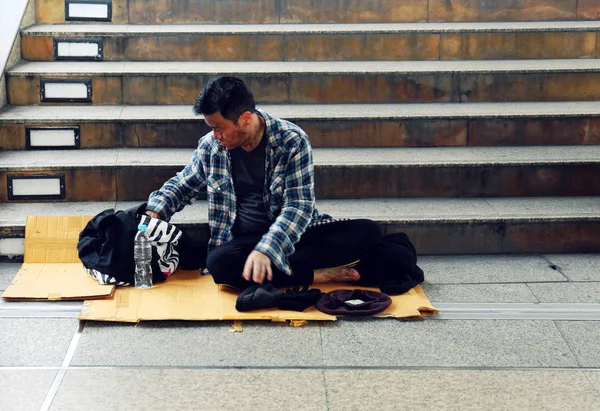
[
  {"xmin": 2, "ymin": 164, "xmax": 599, "ymax": 202},
  {"xmin": 5, "ymin": 220, "xmax": 599, "ymax": 255},
  {"xmin": 9, "ymin": 73, "xmax": 600, "ymax": 105},
  {"xmin": 394, "ymin": 221, "xmax": 600, "ymax": 255},
  {"xmin": 181, "ymin": 220, "xmax": 600, "ymax": 255},
  {"xmin": 3, "ymin": 117, "xmax": 600, "ymax": 150},
  {"xmin": 164, "ymin": 221, "xmax": 600, "ymax": 255},
  {"xmin": 21, "ymin": 31, "xmax": 599, "ymax": 62},
  {"xmin": 36, "ymin": 0, "xmax": 599, "ymax": 24}
]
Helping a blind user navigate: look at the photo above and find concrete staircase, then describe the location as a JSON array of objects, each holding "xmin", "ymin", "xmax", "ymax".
[{"xmin": 1, "ymin": 0, "xmax": 600, "ymax": 258}]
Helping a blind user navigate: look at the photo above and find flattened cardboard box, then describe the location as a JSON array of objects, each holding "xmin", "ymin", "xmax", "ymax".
[
  {"xmin": 80, "ymin": 270, "xmax": 438, "ymax": 323},
  {"xmin": 2, "ymin": 216, "xmax": 114, "ymax": 301}
]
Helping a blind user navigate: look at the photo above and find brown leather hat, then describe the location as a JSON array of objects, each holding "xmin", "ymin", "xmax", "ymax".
[{"xmin": 315, "ymin": 289, "xmax": 392, "ymax": 316}]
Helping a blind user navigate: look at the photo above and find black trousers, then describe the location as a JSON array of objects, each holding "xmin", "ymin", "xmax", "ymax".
[{"xmin": 205, "ymin": 219, "xmax": 382, "ymax": 289}]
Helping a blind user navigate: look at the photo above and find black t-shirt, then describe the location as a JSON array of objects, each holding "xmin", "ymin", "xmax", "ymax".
[{"xmin": 229, "ymin": 133, "xmax": 272, "ymax": 236}]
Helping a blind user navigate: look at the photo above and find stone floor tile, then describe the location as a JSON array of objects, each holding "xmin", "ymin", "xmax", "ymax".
[
  {"xmin": 0, "ymin": 370, "xmax": 57, "ymax": 411},
  {"xmin": 423, "ymin": 283, "xmax": 538, "ymax": 303},
  {"xmin": 544, "ymin": 254, "xmax": 600, "ymax": 282},
  {"xmin": 320, "ymin": 319, "xmax": 577, "ymax": 367},
  {"xmin": 419, "ymin": 255, "xmax": 564, "ymax": 284},
  {"xmin": 0, "ymin": 262, "xmax": 20, "ymax": 291},
  {"xmin": 555, "ymin": 321, "xmax": 600, "ymax": 367},
  {"xmin": 528, "ymin": 282, "xmax": 600, "ymax": 303},
  {"xmin": 0, "ymin": 318, "xmax": 77, "ymax": 366},
  {"xmin": 51, "ymin": 368, "xmax": 327, "ymax": 411},
  {"xmin": 325, "ymin": 370, "xmax": 600, "ymax": 411},
  {"xmin": 72, "ymin": 321, "xmax": 323, "ymax": 367}
]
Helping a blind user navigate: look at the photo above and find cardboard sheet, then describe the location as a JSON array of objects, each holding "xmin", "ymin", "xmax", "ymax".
[
  {"xmin": 2, "ymin": 216, "xmax": 114, "ymax": 301},
  {"xmin": 80, "ymin": 270, "xmax": 438, "ymax": 323}
]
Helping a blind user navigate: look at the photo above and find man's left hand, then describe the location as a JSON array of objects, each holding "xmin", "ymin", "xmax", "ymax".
[{"xmin": 242, "ymin": 250, "xmax": 273, "ymax": 284}]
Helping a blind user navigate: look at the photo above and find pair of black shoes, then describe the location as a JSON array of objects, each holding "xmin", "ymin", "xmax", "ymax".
[{"xmin": 235, "ymin": 284, "xmax": 324, "ymax": 312}]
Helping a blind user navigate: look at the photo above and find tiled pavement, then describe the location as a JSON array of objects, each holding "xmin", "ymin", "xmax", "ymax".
[{"xmin": 1, "ymin": 255, "xmax": 600, "ymax": 410}]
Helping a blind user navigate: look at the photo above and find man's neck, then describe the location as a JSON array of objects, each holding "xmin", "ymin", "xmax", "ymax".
[{"xmin": 240, "ymin": 113, "xmax": 264, "ymax": 152}]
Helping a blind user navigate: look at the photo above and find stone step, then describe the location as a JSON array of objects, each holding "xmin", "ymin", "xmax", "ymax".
[
  {"xmin": 1, "ymin": 197, "xmax": 599, "ymax": 256},
  {"xmin": 21, "ymin": 22, "xmax": 600, "ymax": 62},
  {"xmin": 8, "ymin": 60, "xmax": 600, "ymax": 105},
  {"xmin": 36, "ymin": 0, "xmax": 599, "ymax": 24},
  {"xmin": 2, "ymin": 102, "xmax": 600, "ymax": 150},
  {"xmin": 1, "ymin": 146, "xmax": 599, "ymax": 201}
]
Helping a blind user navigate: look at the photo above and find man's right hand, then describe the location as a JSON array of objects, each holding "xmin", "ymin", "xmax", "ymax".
[{"xmin": 145, "ymin": 210, "xmax": 160, "ymax": 219}]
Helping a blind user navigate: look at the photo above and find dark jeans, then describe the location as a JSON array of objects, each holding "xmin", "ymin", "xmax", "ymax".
[{"xmin": 206, "ymin": 219, "xmax": 382, "ymax": 289}]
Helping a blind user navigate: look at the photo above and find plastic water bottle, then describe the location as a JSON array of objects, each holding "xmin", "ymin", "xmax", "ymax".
[{"xmin": 134, "ymin": 224, "xmax": 153, "ymax": 288}]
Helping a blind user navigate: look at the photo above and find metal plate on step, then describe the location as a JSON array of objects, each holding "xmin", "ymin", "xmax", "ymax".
[
  {"xmin": 53, "ymin": 38, "xmax": 103, "ymax": 61},
  {"xmin": 7, "ymin": 174, "xmax": 66, "ymax": 200},
  {"xmin": 40, "ymin": 79, "xmax": 92, "ymax": 103},
  {"xmin": 65, "ymin": 0, "xmax": 112, "ymax": 22},
  {"xmin": 26, "ymin": 127, "xmax": 81, "ymax": 150},
  {"xmin": 0, "ymin": 236, "xmax": 25, "ymax": 257}
]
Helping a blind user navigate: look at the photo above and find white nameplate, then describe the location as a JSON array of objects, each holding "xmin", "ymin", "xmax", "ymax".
[
  {"xmin": 56, "ymin": 41, "xmax": 99, "ymax": 58},
  {"xmin": 44, "ymin": 83, "xmax": 88, "ymax": 99},
  {"xmin": 12, "ymin": 178, "xmax": 62, "ymax": 196},
  {"xmin": 67, "ymin": 2, "xmax": 110, "ymax": 20},
  {"xmin": 0, "ymin": 238, "xmax": 25, "ymax": 256},
  {"xmin": 41, "ymin": 79, "xmax": 91, "ymax": 102},
  {"xmin": 28, "ymin": 128, "xmax": 79, "ymax": 148}
]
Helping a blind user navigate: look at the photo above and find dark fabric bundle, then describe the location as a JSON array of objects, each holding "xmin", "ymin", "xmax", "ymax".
[
  {"xmin": 235, "ymin": 284, "xmax": 324, "ymax": 312},
  {"xmin": 278, "ymin": 286, "xmax": 324, "ymax": 312},
  {"xmin": 235, "ymin": 284, "xmax": 284, "ymax": 312},
  {"xmin": 353, "ymin": 233, "xmax": 424, "ymax": 295}
]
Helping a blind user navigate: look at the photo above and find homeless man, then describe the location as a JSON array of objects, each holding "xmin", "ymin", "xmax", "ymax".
[{"xmin": 145, "ymin": 76, "xmax": 382, "ymax": 289}]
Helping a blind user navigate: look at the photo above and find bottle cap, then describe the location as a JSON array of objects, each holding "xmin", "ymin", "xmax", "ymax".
[{"xmin": 138, "ymin": 224, "xmax": 148, "ymax": 230}]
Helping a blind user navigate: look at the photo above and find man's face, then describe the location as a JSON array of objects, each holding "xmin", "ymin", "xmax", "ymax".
[{"xmin": 204, "ymin": 111, "xmax": 251, "ymax": 150}]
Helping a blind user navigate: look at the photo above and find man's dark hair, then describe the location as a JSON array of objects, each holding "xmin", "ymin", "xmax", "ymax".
[{"xmin": 193, "ymin": 76, "xmax": 256, "ymax": 122}]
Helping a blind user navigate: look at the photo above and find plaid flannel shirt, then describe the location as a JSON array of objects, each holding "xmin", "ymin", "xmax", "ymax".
[{"xmin": 147, "ymin": 109, "xmax": 331, "ymax": 276}]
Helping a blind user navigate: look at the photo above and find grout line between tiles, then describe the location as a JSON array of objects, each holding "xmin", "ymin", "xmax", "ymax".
[
  {"xmin": 553, "ymin": 320, "xmax": 583, "ymax": 368},
  {"xmin": 482, "ymin": 198, "xmax": 502, "ymax": 218},
  {"xmin": 584, "ymin": 371, "xmax": 600, "ymax": 398},
  {"xmin": 426, "ymin": 0, "xmax": 430, "ymax": 23},
  {"xmin": 16, "ymin": 365, "xmax": 600, "ymax": 372},
  {"xmin": 318, "ymin": 325, "xmax": 329, "ymax": 410},
  {"xmin": 426, "ymin": 280, "xmax": 589, "ymax": 285},
  {"xmin": 321, "ymin": 368, "xmax": 330, "ymax": 411},
  {"xmin": 39, "ymin": 320, "xmax": 85, "ymax": 411},
  {"xmin": 524, "ymin": 283, "xmax": 541, "ymax": 303}
]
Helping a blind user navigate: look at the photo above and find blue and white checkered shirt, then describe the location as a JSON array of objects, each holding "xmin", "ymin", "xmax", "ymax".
[{"xmin": 147, "ymin": 109, "xmax": 332, "ymax": 275}]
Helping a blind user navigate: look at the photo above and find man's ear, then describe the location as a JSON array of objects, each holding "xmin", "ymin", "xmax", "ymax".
[{"xmin": 239, "ymin": 111, "xmax": 252, "ymax": 127}]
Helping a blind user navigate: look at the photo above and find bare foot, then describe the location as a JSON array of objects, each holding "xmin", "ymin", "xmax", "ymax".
[{"xmin": 313, "ymin": 267, "xmax": 360, "ymax": 283}]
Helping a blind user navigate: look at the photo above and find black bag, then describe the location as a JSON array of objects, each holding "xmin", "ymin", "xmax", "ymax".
[{"xmin": 77, "ymin": 203, "xmax": 166, "ymax": 285}]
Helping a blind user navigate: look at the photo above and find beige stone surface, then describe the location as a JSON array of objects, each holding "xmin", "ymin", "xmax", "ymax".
[
  {"xmin": 281, "ymin": 0, "xmax": 427, "ymax": 23},
  {"xmin": 578, "ymin": 0, "xmax": 600, "ymax": 20},
  {"xmin": 429, "ymin": 0, "xmax": 577, "ymax": 22},
  {"xmin": 442, "ymin": 31, "xmax": 597, "ymax": 60}
]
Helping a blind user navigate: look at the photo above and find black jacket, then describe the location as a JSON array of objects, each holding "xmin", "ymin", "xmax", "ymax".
[{"xmin": 77, "ymin": 203, "xmax": 165, "ymax": 284}]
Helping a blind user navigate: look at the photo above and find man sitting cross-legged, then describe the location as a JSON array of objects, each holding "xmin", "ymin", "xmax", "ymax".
[{"xmin": 145, "ymin": 76, "xmax": 382, "ymax": 289}]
